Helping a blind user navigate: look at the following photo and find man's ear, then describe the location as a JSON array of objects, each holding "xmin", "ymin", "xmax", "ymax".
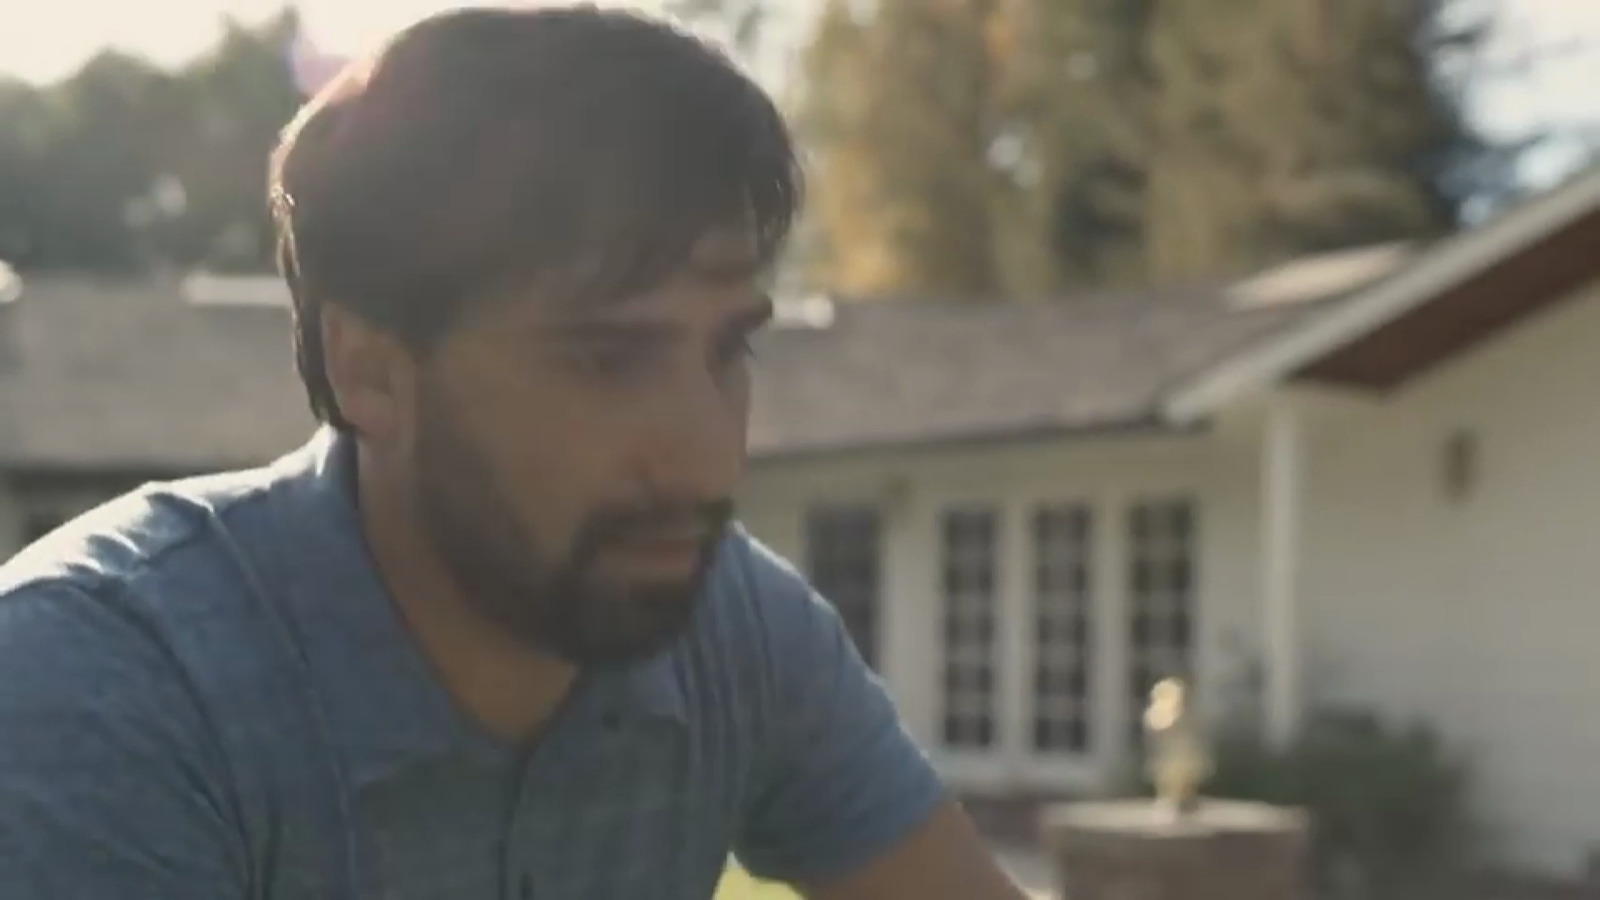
[{"xmin": 320, "ymin": 305, "xmax": 414, "ymax": 441}]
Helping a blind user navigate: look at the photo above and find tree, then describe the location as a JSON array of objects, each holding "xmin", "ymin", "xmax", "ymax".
[
  {"xmin": 792, "ymin": 0, "xmax": 1511, "ymax": 298},
  {"xmin": 1140, "ymin": 0, "xmax": 1491, "ymax": 281},
  {"xmin": 0, "ymin": 79, "xmax": 55, "ymax": 267},
  {"xmin": 0, "ymin": 8, "xmax": 302, "ymax": 273},
  {"xmin": 1003, "ymin": 0, "xmax": 1161, "ymax": 290},
  {"xmin": 170, "ymin": 9, "xmax": 305, "ymax": 272},
  {"xmin": 799, "ymin": 0, "xmax": 1014, "ymax": 298},
  {"xmin": 666, "ymin": 0, "xmax": 771, "ymax": 57},
  {"xmin": 2, "ymin": 52, "xmax": 188, "ymax": 271}
]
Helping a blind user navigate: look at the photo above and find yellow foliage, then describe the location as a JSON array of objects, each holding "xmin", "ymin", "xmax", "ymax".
[{"xmin": 713, "ymin": 863, "xmax": 801, "ymax": 900}]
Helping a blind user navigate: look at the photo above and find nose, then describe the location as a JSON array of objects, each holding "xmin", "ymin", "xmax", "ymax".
[{"xmin": 636, "ymin": 367, "xmax": 748, "ymax": 502}]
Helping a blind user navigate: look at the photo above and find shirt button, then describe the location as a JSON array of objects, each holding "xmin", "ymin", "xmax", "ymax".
[{"xmin": 519, "ymin": 873, "xmax": 533, "ymax": 900}]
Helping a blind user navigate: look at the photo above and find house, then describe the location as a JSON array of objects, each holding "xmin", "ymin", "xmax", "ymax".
[
  {"xmin": 0, "ymin": 271, "xmax": 313, "ymax": 545},
  {"xmin": 736, "ymin": 169, "xmax": 1600, "ymax": 881},
  {"xmin": 0, "ymin": 167, "xmax": 1598, "ymax": 882}
]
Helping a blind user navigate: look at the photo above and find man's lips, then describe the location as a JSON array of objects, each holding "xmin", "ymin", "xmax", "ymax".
[{"xmin": 601, "ymin": 534, "xmax": 708, "ymax": 569}]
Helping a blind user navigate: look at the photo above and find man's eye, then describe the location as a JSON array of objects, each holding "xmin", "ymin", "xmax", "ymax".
[
  {"xmin": 714, "ymin": 332, "xmax": 758, "ymax": 368},
  {"xmin": 565, "ymin": 347, "xmax": 649, "ymax": 380}
]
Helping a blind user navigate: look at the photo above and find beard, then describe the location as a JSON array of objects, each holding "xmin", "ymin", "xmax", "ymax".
[{"xmin": 410, "ymin": 388, "xmax": 733, "ymax": 666}]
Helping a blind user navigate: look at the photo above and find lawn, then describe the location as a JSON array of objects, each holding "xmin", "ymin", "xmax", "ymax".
[
  {"xmin": 713, "ymin": 863, "xmax": 800, "ymax": 900},
  {"xmin": 713, "ymin": 859, "xmax": 1052, "ymax": 899}
]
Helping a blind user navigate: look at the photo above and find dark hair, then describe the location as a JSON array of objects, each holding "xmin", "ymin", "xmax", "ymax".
[{"xmin": 269, "ymin": 5, "xmax": 802, "ymax": 428}]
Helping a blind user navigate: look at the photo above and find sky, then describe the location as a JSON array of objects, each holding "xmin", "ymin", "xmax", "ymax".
[
  {"xmin": 0, "ymin": 0, "xmax": 671, "ymax": 84},
  {"xmin": 0, "ymin": 0, "xmax": 1596, "ymax": 187}
]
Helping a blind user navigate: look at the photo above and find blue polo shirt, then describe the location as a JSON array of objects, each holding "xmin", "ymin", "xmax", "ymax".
[{"xmin": 0, "ymin": 429, "xmax": 945, "ymax": 899}]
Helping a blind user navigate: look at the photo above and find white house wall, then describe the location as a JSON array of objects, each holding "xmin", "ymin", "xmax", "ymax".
[
  {"xmin": 1300, "ymin": 279, "xmax": 1600, "ymax": 875},
  {"xmin": 737, "ymin": 430, "xmax": 1264, "ymax": 794}
]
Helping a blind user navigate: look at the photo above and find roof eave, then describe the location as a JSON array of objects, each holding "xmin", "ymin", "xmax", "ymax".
[
  {"xmin": 746, "ymin": 415, "xmax": 1197, "ymax": 465},
  {"xmin": 1158, "ymin": 166, "xmax": 1600, "ymax": 426}
]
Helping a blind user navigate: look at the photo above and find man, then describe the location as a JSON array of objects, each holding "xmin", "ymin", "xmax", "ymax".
[{"xmin": 0, "ymin": 7, "xmax": 1030, "ymax": 899}]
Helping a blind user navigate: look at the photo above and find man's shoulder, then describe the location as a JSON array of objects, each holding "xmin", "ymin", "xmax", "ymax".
[
  {"xmin": 670, "ymin": 526, "xmax": 854, "ymax": 705},
  {"xmin": 0, "ymin": 464, "xmax": 332, "ymax": 894},
  {"xmin": 696, "ymin": 524, "xmax": 823, "ymax": 642},
  {"xmin": 0, "ymin": 464, "xmax": 289, "ymax": 676}
]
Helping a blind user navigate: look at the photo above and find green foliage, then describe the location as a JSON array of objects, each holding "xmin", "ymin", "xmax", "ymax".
[
  {"xmin": 714, "ymin": 862, "xmax": 799, "ymax": 900},
  {"xmin": 0, "ymin": 8, "xmax": 302, "ymax": 274},
  {"xmin": 798, "ymin": 0, "xmax": 1011, "ymax": 298},
  {"xmin": 793, "ymin": 0, "xmax": 1517, "ymax": 298},
  {"xmin": 1123, "ymin": 707, "xmax": 1478, "ymax": 900},
  {"xmin": 665, "ymin": 0, "xmax": 770, "ymax": 57}
]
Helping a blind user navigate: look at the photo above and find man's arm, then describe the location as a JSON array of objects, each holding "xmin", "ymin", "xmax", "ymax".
[
  {"xmin": 0, "ymin": 580, "xmax": 250, "ymax": 897},
  {"xmin": 730, "ymin": 541, "xmax": 1027, "ymax": 900},
  {"xmin": 801, "ymin": 802, "xmax": 1031, "ymax": 900}
]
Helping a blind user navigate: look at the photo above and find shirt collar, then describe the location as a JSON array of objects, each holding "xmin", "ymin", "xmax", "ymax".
[
  {"xmin": 262, "ymin": 427, "xmax": 688, "ymax": 788},
  {"xmin": 614, "ymin": 649, "xmax": 688, "ymax": 724}
]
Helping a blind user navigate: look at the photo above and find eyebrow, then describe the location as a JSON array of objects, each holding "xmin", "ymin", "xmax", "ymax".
[
  {"xmin": 538, "ymin": 295, "xmax": 775, "ymax": 345},
  {"xmin": 687, "ymin": 254, "xmax": 765, "ymax": 285},
  {"xmin": 725, "ymin": 295, "xmax": 776, "ymax": 334}
]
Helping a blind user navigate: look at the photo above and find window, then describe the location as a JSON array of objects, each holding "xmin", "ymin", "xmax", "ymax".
[
  {"xmin": 1128, "ymin": 498, "xmax": 1197, "ymax": 744},
  {"xmin": 941, "ymin": 507, "xmax": 999, "ymax": 749},
  {"xmin": 804, "ymin": 505, "xmax": 881, "ymax": 667},
  {"xmin": 1032, "ymin": 503, "xmax": 1094, "ymax": 754}
]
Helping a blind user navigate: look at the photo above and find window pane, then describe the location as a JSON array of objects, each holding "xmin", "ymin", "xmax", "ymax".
[
  {"xmin": 1032, "ymin": 503, "xmax": 1094, "ymax": 754},
  {"xmin": 940, "ymin": 507, "xmax": 998, "ymax": 750},
  {"xmin": 1127, "ymin": 497, "xmax": 1198, "ymax": 746},
  {"xmin": 805, "ymin": 505, "xmax": 882, "ymax": 668}
]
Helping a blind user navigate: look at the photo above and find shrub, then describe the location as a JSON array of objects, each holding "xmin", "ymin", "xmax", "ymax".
[{"xmin": 1120, "ymin": 706, "xmax": 1478, "ymax": 900}]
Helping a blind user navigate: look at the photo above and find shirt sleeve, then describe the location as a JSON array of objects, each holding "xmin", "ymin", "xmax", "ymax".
[
  {"xmin": 732, "ymin": 541, "xmax": 947, "ymax": 884},
  {"xmin": 0, "ymin": 580, "xmax": 251, "ymax": 898}
]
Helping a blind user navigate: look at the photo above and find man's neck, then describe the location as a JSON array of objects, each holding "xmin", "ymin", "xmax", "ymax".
[{"xmin": 353, "ymin": 444, "xmax": 576, "ymax": 745}]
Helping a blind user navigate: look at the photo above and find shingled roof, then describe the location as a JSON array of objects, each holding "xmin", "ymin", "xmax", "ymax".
[
  {"xmin": 0, "ymin": 276, "xmax": 311, "ymax": 472},
  {"xmin": 746, "ymin": 281, "xmax": 1347, "ymax": 458},
  {"xmin": 0, "ymin": 256, "xmax": 1385, "ymax": 473}
]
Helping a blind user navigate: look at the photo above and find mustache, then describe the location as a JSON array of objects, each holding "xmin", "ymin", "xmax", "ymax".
[{"xmin": 580, "ymin": 498, "xmax": 736, "ymax": 544}]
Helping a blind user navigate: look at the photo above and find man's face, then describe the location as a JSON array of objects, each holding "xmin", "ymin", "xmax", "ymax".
[{"xmin": 402, "ymin": 227, "xmax": 771, "ymax": 664}]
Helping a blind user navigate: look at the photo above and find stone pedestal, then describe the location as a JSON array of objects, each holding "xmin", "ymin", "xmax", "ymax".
[{"xmin": 1039, "ymin": 798, "xmax": 1313, "ymax": 900}]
